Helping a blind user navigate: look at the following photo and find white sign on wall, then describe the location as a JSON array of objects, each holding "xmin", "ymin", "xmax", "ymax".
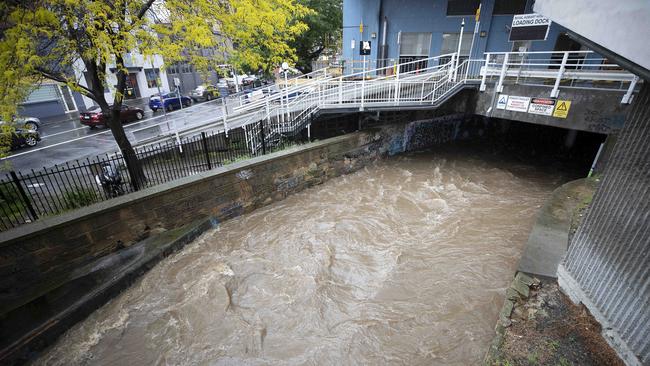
[
  {"xmin": 497, "ymin": 94, "xmax": 508, "ymax": 110},
  {"xmin": 528, "ymin": 98, "xmax": 556, "ymax": 116},
  {"xmin": 506, "ymin": 96, "xmax": 531, "ymax": 112}
]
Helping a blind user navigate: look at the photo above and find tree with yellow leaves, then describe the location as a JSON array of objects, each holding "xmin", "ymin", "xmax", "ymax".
[{"xmin": 0, "ymin": 0, "xmax": 309, "ymax": 188}]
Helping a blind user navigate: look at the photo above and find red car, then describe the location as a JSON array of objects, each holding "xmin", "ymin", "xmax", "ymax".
[{"xmin": 79, "ymin": 105, "xmax": 145, "ymax": 128}]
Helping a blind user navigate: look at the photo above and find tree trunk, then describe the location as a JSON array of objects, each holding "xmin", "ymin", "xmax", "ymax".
[{"xmin": 111, "ymin": 57, "xmax": 147, "ymax": 190}]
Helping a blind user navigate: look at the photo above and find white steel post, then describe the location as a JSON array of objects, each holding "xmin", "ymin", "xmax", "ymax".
[
  {"xmin": 448, "ymin": 53, "xmax": 456, "ymax": 82},
  {"xmin": 453, "ymin": 19, "xmax": 465, "ymax": 82},
  {"xmin": 551, "ymin": 52, "xmax": 569, "ymax": 98},
  {"xmin": 480, "ymin": 53, "xmax": 490, "ymax": 91},
  {"xmin": 496, "ymin": 53, "xmax": 509, "ymax": 93},
  {"xmin": 221, "ymin": 100, "xmax": 229, "ymax": 137},
  {"xmin": 265, "ymin": 98, "xmax": 271, "ymax": 126},
  {"xmin": 360, "ymin": 54, "xmax": 366, "ymax": 111},
  {"xmin": 621, "ymin": 75, "xmax": 639, "ymax": 104},
  {"xmin": 284, "ymin": 70, "xmax": 290, "ymax": 122},
  {"xmin": 339, "ymin": 76, "xmax": 343, "ymax": 104},
  {"xmin": 394, "ymin": 62, "xmax": 401, "ymax": 104}
]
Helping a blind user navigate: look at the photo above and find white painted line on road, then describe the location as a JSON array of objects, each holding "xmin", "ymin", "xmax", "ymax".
[{"xmin": 4, "ymin": 101, "xmax": 223, "ymax": 160}]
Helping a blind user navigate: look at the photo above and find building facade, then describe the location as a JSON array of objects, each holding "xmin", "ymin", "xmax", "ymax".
[
  {"xmin": 75, "ymin": 53, "xmax": 172, "ymax": 112},
  {"xmin": 17, "ymin": 82, "xmax": 86, "ymax": 123},
  {"xmin": 342, "ymin": 0, "xmax": 584, "ymax": 70}
]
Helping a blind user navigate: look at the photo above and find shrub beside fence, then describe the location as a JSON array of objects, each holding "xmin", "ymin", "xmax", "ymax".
[{"xmin": 0, "ymin": 122, "xmax": 307, "ymax": 231}]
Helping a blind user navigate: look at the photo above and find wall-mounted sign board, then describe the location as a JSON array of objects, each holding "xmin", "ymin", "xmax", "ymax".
[
  {"xmin": 528, "ymin": 98, "xmax": 556, "ymax": 116},
  {"xmin": 509, "ymin": 13, "xmax": 551, "ymax": 41},
  {"xmin": 505, "ymin": 96, "xmax": 531, "ymax": 112}
]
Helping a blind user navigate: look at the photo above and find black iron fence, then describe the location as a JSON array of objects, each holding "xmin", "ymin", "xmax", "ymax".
[{"xmin": 0, "ymin": 122, "xmax": 307, "ymax": 231}]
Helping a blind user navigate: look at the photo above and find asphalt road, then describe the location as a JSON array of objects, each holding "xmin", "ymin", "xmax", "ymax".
[{"xmin": 2, "ymin": 99, "xmax": 225, "ymax": 172}]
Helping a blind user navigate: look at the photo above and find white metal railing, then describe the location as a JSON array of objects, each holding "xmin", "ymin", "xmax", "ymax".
[
  {"xmin": 143, "ymin": 50, "xmax": 638, "ymax": 152},
  {"xmin": 479, "ymin": 50, "xmax": 639, "ymax": 102}
]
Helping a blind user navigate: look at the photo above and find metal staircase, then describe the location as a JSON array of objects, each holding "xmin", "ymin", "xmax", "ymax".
[
  {"xmin": 142, "ymin": 50, "xmax": 638, "ymax": 154},
  {"xmin": 241, "ymin": 53, "xmax": 484, "ymax": 153}
]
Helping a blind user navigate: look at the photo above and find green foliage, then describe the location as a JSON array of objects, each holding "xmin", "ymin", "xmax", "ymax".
[
  {"xmin": 0, "ymin": 0, "xmax": 310, "ymax": 154},
  {"xmin": 527, "ymin": 351, "xmax": 539, "ymax": 365},
  {"xmin": 548, "ymin": 340, "xmax": 560, "ymax": 352},
  {"xmin": 291, "ymin": 0, "xmax": 342, "ymax": 72},
  {"xmin": 0, "ymin": 181, "xmax": 27, "ymax": 219},
  {"xmin": 557, "ymin": 356, "xmax": 573, "ymax": 366},
  {"xmin": 63, "ymin": 187, "xmax": 99, "ymax": 210}
]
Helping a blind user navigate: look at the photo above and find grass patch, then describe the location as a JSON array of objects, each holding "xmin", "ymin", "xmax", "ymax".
[{"xmin": 63, "ymin": 187, "xmax": 100, "ymax": 210}]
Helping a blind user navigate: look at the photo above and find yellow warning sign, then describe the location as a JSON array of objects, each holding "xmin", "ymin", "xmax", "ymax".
[{"xmin": 553, "ymin": 100, "xmax": 571, "ymax": 118}]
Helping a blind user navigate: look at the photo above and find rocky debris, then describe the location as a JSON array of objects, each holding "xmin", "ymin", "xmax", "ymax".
[{"xmin": 484, "ymin": 275, "xmax": 624, "ymax": 366}]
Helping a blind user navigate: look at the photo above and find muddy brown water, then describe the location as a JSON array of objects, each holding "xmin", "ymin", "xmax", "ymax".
[{"xmin": 35, "ymin": 147, "xmax": 569, "ymax": 365}]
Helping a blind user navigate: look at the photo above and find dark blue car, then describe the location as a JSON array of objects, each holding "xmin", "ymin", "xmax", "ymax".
[{"xmin": 149, "ymin": 92, "xmax": 192, "ymax": 112}]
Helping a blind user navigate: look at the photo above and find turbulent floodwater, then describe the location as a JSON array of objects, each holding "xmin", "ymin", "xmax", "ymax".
[{"xmin": 36, "ymin": 147, "xmax": 569, "ymax": 366}]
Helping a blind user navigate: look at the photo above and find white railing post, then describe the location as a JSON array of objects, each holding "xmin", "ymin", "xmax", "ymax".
[
  {"xmin": 621, "ymin": 75, "xmax": 639, "ymax": 104},
  {"xmin": 265, "ymin": 98, "xmax": 271, "ymax": 126},
  {"xmin": 394, "ymin": 65, "xmax": 400, "ymax": 104},
  {"xmin": 480, "ymin": 53, "xmax": 490, "ymax": 91},
  {"xmin": 221, "ymin": 101, "xmax": 229, "ymax": 137},
  {"xmin": 360, "ymin": 55, "xmax": 366, "ymax": 111},
  {"xmin": 551, "ymin": 52, "xmax": 569, "ymax": 98},
  {"xmin": 496, "ymin": 53, "xmax": 509, "ymax": 93},
  {"xmin": 448, "ymin": 53, "xmax": 456, "ymax": 82},
  {"xmin": 339, "ymin": 77, "xmax": 343, "ymax": 104}
]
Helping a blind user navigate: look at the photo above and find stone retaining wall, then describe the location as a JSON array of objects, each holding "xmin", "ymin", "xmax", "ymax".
[{"xmin": 0, "ymin": 131, "xmax": 382, "ymax": 318}]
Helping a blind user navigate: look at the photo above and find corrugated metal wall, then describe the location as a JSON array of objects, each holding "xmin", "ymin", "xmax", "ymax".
[{"xmin": 561, "ymin": 82, "xmax": 649, "ymax": 365}]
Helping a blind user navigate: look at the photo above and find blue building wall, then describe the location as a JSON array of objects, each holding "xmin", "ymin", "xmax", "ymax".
[{"xmin": 343, "ymin": 0, "xmax": 570, "ymax": 63}]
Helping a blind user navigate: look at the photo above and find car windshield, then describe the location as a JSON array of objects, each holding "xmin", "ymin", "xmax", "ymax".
[
  {"xmin": 194, "ymin": 86, "xmax": 206, "ymax": 91},
  {"xmin": 87, "ymin": 105, "xmax": 102, "ymax": 112}
]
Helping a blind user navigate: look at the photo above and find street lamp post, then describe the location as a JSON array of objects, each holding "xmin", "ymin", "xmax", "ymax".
[{"xmin": 282, "ymin": 62, "xmax": 290, "ymax": 124}]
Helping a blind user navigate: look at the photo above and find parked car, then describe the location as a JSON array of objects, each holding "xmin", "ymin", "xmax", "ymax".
[
  {"xmin": 190, "ymin": 85, "xmax": 220, "ymax": 102},
  {"xmin": 0, "ymin": 116, "xmax": 41, "ymax": 131},
  {"xmin": 149, "ymin": 92, "xmax": 192, "ymax": 112},
  {"xmin": 79, "ymin": 104, "xmax": 145, "ymax": 128},
  {"xmin": 2, "ymin": 128, "xmax": 41, "ymax": 149}
]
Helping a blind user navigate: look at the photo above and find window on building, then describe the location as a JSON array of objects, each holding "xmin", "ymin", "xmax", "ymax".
[
  {"xmin": 440, "ymin": 33, "xmax": 473, "ymax": 64},
  {"xmin": 145, "ymin": 68, "xmax": 160, "ymax": 88},
  {"xmin": 441, "ymin": 33, "xmax": 473, "ymax": 56},
  {"xmin": 399, "ymin": 32, "xmax": 432, "ymax": 73},
  {"xmin": 493, "ymin": 0, "xmax": 527, "ymax": 15},
  {"xmin": 446, "ymin": 0, "xmax": 480, "ymax": 16}
]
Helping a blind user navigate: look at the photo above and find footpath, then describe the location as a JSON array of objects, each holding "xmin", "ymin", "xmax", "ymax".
[{"xmin": 483, "ymin": 177, "xmax": 625, "ymax": 366}]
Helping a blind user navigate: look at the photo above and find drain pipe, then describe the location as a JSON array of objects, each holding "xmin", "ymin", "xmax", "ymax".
[
  {"xmin": 380, "ymin": 16, "xmax": 388, "ymax": 71},
  {"xmin": 588, "ymin": 142, "xmax": 605, "ymax": 177}
]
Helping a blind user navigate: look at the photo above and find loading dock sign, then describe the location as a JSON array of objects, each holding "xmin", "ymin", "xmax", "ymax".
[
  {"xmin": 509, "ymin": 13, "xmax": 551, "ymax": 41},
  {"xmin": 553, "ymin": 100, "xmax": 572, "ymax": 118},
  {"xmin": 528, "ymin": 98, "xmax": 556, "ymax": 116}
]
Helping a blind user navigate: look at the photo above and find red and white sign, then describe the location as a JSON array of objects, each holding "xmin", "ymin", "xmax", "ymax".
[
  {"xmin": 528, "ymin": 97, "xmax": 556, "ymax": 116},
  {"xmin": 506, "ymin": 96, "xmax": 531, "ymax": 112}
]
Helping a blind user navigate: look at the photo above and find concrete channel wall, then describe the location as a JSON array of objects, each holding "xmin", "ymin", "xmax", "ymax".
[
  {"xmin": 557, "ymin": 84, "xmax": 650, "ymax": 366},
  {"xmin": 0, "ymin": 117, "xmax": 483, "ymax": 364},
  {"xmin": 475, "ymin": 84, "xmax": 630, "ymax": 134}
]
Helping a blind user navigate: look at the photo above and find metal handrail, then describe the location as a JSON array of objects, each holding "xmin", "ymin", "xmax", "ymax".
[{"xmin": 139, "ymin": 50, "xmax": 637, "ymax": 149}]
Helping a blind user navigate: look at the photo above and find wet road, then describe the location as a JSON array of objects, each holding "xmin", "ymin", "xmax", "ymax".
[
  {"xmin": 3, "ymin": 100, "xmax": 225, "ymax": 172},
  {"xmin": 36, "ymin": 147, "xmax": 569, "ymax": 365}
]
